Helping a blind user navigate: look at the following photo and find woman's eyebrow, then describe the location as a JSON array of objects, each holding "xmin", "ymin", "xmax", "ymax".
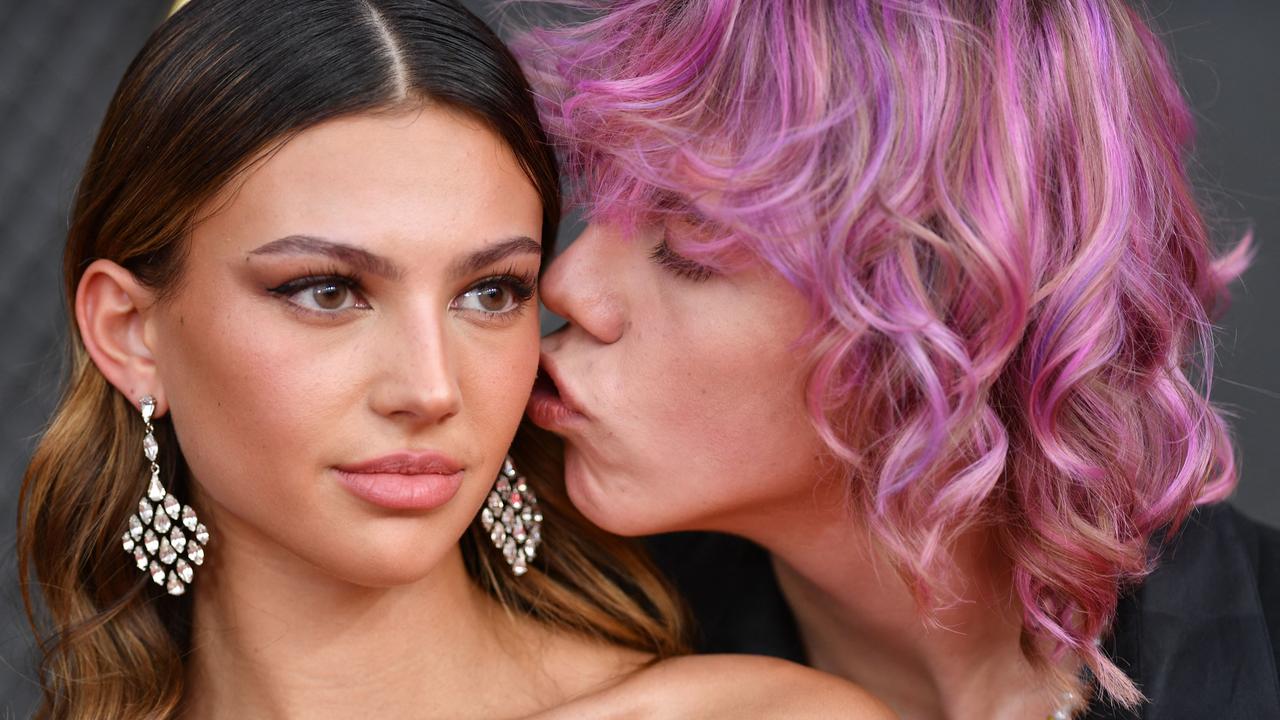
[
  {"xmin": 448, "ymin": 236, "xmax": 542, "ymax": 278},
  {"xmin": 249, "ymin": 234, "xmax": 541, "ymax": 280},
  {"xmin": 248, "ymin": 235, "xmax": 402, "ymax": 280}
]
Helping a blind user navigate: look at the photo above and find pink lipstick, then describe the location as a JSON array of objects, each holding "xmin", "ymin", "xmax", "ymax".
[{"xmin": 333, "ymin": 451, "xmax": 464, "ymax": 511}]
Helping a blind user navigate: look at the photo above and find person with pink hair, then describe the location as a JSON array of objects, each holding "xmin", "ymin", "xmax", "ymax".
[{"xmin": 519, "ymin": 1, "xmax": 1280, "ymax": 717}]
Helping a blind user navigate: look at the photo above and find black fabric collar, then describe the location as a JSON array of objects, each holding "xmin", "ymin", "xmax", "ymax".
[
  {"xmin": 1087, "ymin": 504, "xmax": 1280, "ymax": 719},
  {"xmin": 646, "ymin": 504, "xmax": 1280, "ymax": 719}
]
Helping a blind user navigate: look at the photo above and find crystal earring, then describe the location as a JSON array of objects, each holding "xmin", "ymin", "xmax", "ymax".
[
  {"xmin": 120, "ymin": 395, "xmax": 208, "ymax": 596},
  {"xmin": 479, "ymin": 457, "xmax": 543, "ymax": 576}
]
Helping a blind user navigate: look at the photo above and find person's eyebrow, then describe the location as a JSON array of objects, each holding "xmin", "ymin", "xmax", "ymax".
[
  {"xmin": 248, "ymin": 235, "xmax": 402, "ymax": 280},
  {"xmin": 447, "ymin": 236, "xmax": 542, "ymax": 279}
]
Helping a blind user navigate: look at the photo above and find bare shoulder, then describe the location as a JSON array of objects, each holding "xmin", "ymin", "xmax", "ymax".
[
  {"xmin": 523, "ymin": 626, "xmax": 654, "ymax": 699},
  {"xmin": 527, "ymin": 654, "xmax": 896, "ymax": 719},
  {"xmin": 637, "ymin": 656, "xmax": 895, "ymax": 718}
]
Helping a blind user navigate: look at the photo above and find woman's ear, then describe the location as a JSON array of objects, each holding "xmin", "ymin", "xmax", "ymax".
[{"xmin": 75, "ymin": 259, "xmax": 166, "ymax": 414}]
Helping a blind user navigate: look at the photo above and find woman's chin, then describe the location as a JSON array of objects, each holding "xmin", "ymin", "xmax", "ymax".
[
  {"xmin": 332, "ymin": 559, "xmax": 447, "ymax": 590},
  {"xmin": 292, "ymin": 531, "xmax": 464, "ymax": 590}
]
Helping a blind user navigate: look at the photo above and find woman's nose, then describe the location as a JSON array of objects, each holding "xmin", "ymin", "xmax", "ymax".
[{"xmin": 367, "ymin": 314, "xmax": 462, "ymax": 426}]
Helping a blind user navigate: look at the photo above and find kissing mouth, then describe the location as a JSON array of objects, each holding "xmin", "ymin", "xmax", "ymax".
[
  {"xmin": 526, "ymin": 360, "xmax": 587, "ymax": 429},
  {"xmin": 533, "ymin": 366, "xmax": 558, "ymax": 398}
]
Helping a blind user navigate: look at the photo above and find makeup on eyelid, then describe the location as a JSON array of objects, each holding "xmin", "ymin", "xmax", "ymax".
[{"xmin": 259, "ymin": 264, "xmax": 537, "ymax": 318}]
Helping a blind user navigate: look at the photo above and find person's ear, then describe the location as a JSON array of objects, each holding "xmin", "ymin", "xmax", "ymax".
[{"xmin": 75, "ymin": 259, "xmax": 166, "ymax": 414}]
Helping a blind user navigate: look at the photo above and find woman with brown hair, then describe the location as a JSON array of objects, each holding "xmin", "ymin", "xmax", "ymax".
[{"xmin": 16, "ymin": 0, "xmax": 893, "ymax": 717}]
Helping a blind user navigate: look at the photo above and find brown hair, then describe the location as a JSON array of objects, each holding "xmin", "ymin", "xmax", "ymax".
[{"xmin": 17, "ymin": 1, "xmax": 685, "ymax": 717}]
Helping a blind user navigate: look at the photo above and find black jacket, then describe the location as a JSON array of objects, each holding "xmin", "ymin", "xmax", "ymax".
[{"xmin": 646, "ymin": 503, "xmax": 1280, "ymax": 719}]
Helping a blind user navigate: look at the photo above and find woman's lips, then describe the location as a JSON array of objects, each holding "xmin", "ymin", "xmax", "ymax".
[
  {"xmin": 526, "ymin": 363, "xmax": 587, "ymax": 430},
  {"xmin": 333, "ymin": 451, "xmax": 464, "ymax": 511}
]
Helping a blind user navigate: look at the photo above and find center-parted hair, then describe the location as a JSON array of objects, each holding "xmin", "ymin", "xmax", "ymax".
[
  {"xmin": 18, "ymin": 2, "xmax": 686, "ymax": 718},
  {"xmin": 521, "ymin": 0, "xmax": 1250, "ymax": 704}
]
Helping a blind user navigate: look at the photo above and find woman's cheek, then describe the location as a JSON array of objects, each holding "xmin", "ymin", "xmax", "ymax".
[
  {"xmin": 461, "ymin": 324, "xmax": 540, "ymax": 419},
  {"xmin": 155, "ymin": 293, "xmax": 329, "ymax": 507}
]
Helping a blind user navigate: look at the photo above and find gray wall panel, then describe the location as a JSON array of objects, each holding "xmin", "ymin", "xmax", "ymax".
[{"xmin": 0, "ymin": 1, "xmax": 1275, "ymax": 714}]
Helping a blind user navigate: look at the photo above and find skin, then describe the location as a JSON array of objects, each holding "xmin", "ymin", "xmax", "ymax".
[
  {"xmin": 528, "ymin": 655, "xmax": 893, "ymax": 719},
  {"xmin": 533, "ymin": 221, "xmax": 1084, "ymax": 720},
  {"xmin": 77, "ymin": 107, "xmax": 638, "ymax": 720},
  {"xmin": 76, "ymin": 106, "xmax": 893, "ymax": 719},
  {"xmin": 536, "ymin": 221, "xmax": 839, "ymax": 538}
]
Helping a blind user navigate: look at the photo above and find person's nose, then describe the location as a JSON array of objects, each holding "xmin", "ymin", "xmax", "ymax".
[
  {"xmin": 367, "ymin": 308, "xmax": 462, "ymax": 427},
  {"xmin": 539, "ymin": 223, "xmax": 627, "ymax": 345}
]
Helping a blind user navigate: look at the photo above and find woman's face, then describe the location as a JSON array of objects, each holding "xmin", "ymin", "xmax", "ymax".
[
  {"xmin": 149, "ymin": 107, "xmax": 543, "ymax": 586},
  {"xmin": 527, "ymin": 221, "xmax": 837, "ymax": 537}
]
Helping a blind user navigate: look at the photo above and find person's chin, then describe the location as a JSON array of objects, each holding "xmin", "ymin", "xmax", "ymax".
[
  {"xmin": 562, "ymin": 447, "xmax": 653, "ymax": 537},
  {"xmin": 310, "ymin": 514, "xmax": 467, "ymax": 588},
  {"xmin": 324, "ymin": 537, "xmax": 458, "ymax": 588}
]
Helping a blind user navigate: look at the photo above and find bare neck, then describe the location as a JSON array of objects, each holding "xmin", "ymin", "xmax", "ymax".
[
  {"xmin": 729, "ymin": 499, "xmax": 1082, "ymax": 720},
  {"xmin": 182, "ymin": 512, "xmax": 588, "ymax": 720}
]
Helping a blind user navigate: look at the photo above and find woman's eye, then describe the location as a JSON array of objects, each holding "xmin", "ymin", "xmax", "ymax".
[
  {"xmin": 452, "ymin": 278, "xmax": 534, "ymax": 315},
  {"xmin": 303, "ymin": 282, "xmax": 353, "ymax": 311},
  {"xmin": 269, "ymin": 276, "xmax": 369, "ymax": 314}
]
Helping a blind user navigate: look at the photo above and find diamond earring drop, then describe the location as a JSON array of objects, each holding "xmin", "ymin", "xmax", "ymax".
[
  {"xmin": 478, "ymin": 457, "xmax": 543, "ymax": 576},
  {"xmin": 120, "ymin": 396, "xmax": 208, "ymax": 595}
]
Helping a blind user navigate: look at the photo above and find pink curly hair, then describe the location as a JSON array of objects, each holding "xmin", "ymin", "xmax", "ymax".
[{"xmin": 518, "ymin": 0, "xmax": 1251, "ymax": 704}]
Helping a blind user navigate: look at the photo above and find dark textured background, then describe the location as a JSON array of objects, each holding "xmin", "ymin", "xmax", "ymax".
[{"xmin": 0, "ymin": 1, "xmax": 1276, "ymax": 714}]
